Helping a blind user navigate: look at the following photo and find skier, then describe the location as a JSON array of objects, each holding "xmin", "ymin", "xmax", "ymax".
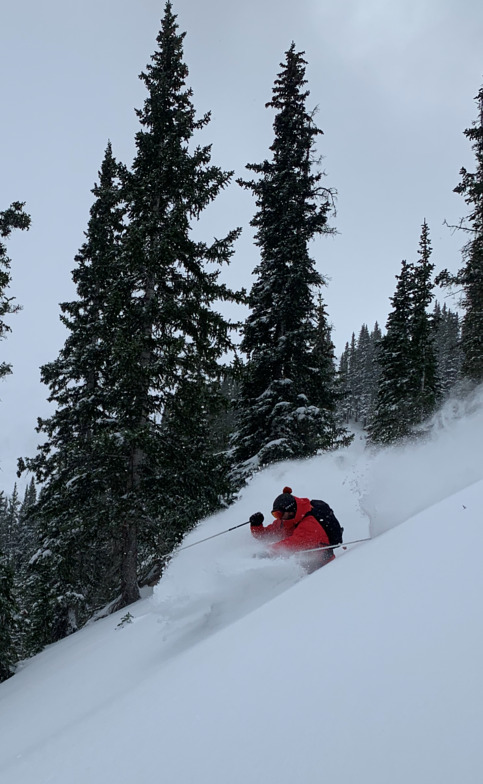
[{"xmin": 249, "ymin": 486, "xmax": 338, "ymax": 572}]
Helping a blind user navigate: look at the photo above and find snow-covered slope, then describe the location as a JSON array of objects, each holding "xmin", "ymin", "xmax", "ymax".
[{"xmin": 1, "ymin": 389, "xmax": 483, "ymax": 784}]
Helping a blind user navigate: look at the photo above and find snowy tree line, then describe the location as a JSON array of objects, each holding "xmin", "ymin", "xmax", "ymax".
[
  {"xmin": 1, "ymin": 1, "xmax": 483, "ymax": 679},
  {"xmin": 339, "ymin": 303, "xmax": 462, "ymax": 432},
  {"xmin": 338, "ymin": 225, "xmax": 463, "ymax": 438}
]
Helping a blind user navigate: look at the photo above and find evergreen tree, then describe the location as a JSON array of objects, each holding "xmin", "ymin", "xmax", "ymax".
[
  {"xmin": 0, "ymin": 202, "xmax": 30, "ymax": 381},
  {"xmin": 369, "ymin": 261, "xmax": 414, "ymax": 444},
  {"xmin": 12, "ymin": 479, "xmax": 38, "ymax": 658},
  {"xmin": 3, "ymin": 484, "xmax": 20, "ymax": 567},
  {"xmin": 110, "ymin": 1, "xmax": 242, "ymax": 605},
  {"xmin": 0, "ymin": 548, "xmax": 17, "ymax": 682},
  {"xmin": 370, "ymin": 222, "xmax": 440, "ymax": 444},
  {"xmin": 410, "ymin": 221, "xmax": 440, "ymax": 424},
  {"xmin": 338, "ymin": 331, "xmax": 358, "ymax": 424},
  {"xmin": 18, "ymin": 143, "xmax": 128, "ymax": 648},
  {"xmin": 0, "ymin": 492, "xmax": 8, "ymax": 554},
  {"xmin": 337, "ymin": 341, "xmax": 351, "ymax": 423},
  {"xmin": 349, "ymin": 325, "xmax": 370, "ymax": 423},
  {"xmin": 20, "ymin": 3, "xmax": 242, "ymax": 636},
  {"xmin": 17, "ymin": 479, "xmax": 38, "ymax": 561},
  {"xmin": 19, "ymin": 478, "xmax": 37, "ymax": 531},
  {"xmin": 433, "ymin": 302, "xmax": 462, "ymax": 396},
  {"xmin": 208, "ymin": 370, "xmax": 239, "ymax": 454},
  {"xmin": 338, "ymin": 322, "xmax": 381, "ymax": 429},
  {"xmin": 312, "ymin": 296, "xmax": 346, "ymax": 441},
  {"xmin": 346, "ymin": 332, "xmax": 359, "ymax": 421},
  {"xmin": 233, "ymin": 44, "xmax": 346, "ymax": 475},
  {"xmin": 438, "ymin": 85, "xmax": 483, "ymax": 382},
  {"xmin": 367, "ymin": 322, "xmax": 383, "ymax": 425},
  {"xmin": 356, "ymin": 323, "xmax": 380, "ymax": 427}
]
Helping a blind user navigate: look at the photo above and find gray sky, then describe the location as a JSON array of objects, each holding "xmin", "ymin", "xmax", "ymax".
[{"xmin": 1, "ymin": 0, "xmax": 482, "ymax": 493}]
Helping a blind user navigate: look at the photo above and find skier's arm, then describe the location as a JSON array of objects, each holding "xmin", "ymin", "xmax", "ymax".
[{"xmin": 249, "ymin": 513, "xmax": 284, "ymax": 542}]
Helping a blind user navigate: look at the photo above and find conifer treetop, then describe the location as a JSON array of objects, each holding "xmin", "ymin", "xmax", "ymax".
[
  {"xmin": 233, "ymin": 43, "xmax": 346, "ymax": 472},
  {"xmin": 0, "ymin": 202, "xmax": 30, "ymax": 381}
]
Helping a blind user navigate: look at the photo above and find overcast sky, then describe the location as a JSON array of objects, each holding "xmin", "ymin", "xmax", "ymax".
[{"xmin": 1, "ymin": 0, "xmax": 482, "ymax": 493}]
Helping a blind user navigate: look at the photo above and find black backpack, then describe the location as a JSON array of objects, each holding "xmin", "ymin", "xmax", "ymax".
[{"xmin": 304, "ymin": 499, "xmax": 344, "ymax": 546}]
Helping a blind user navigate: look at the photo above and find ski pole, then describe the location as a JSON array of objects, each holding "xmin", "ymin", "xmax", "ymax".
[
  {"xmin": 295, "ymin": 537, "xmax": 372, "ymax": 554},
  {"xmin": 162, "ymin": 520, "xmax": 252, "ymax": 561}
]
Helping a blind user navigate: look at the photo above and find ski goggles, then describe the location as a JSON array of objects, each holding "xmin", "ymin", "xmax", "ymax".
[{"xmin": 271, "ymin": 510, "xmax": 283, "ymax": 519}]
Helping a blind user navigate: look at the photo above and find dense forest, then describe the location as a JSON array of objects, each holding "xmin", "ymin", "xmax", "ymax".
[{"xmin": 1, "ymin": 2, "xmax": 482, "ymax": 679}]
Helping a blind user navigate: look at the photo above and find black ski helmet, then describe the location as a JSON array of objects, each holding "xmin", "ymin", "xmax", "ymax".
[{"xmin": 272, "ymin": 486, "xmax": 297, "ymax": 517}]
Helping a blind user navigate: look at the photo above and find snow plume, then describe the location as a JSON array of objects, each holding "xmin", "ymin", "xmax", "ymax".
[
  {"xmin": 153, "ymin": 543, "xmax": 305, "ymax": 661},
  {"xmin": 150, "ymin": 434, "xmax": 371, "ymax": 655},
  {"xmin": 361, "ymin": 383, "xmax": 483, "ymax": 537}
]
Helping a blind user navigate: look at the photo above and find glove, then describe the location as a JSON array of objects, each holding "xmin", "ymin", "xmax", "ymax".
[{"xmin": 249, "ymin": 512, "xmax": 264, "ymax": 526}]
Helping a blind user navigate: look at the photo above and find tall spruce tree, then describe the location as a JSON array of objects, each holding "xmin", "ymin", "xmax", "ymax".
[
  {"xmin": 0, "ymin": 202, "xmax": 30, "ymax": 381},
  {"xmin": 410, "ymin": 220, "xmax": 440, "ymax": 424},
  {"xmin": 18, "ymin": 143, "xmax": 128, "ymax": 650},
  {"xmin": 233, "ymin": 44, "xmax": 346, "ymax": 475},
  {"xmin": 438, "ymin": 85, "xmax": 483, "ymax": 382},
  {"xmin": 20, "ymin": 3, "xmax": 242, "ymax": 637},
  {"xmin": 110, "ymin": 1, "xmax": 242, "ymax": 605}
]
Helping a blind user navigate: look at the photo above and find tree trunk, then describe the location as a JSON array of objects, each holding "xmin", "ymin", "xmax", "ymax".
[
  {"xmin": 119, "ymin": 513, "xmax": 140, "ymax": 607},
  {"xmin": 117, "ymin": 274, "xmax": 156, "ymax": 609}
]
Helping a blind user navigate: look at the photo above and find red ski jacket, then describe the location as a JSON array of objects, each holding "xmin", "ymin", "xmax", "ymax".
[{"xmin": 251, "ymin": 496, "xmax": 334, "ymax": 569}]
